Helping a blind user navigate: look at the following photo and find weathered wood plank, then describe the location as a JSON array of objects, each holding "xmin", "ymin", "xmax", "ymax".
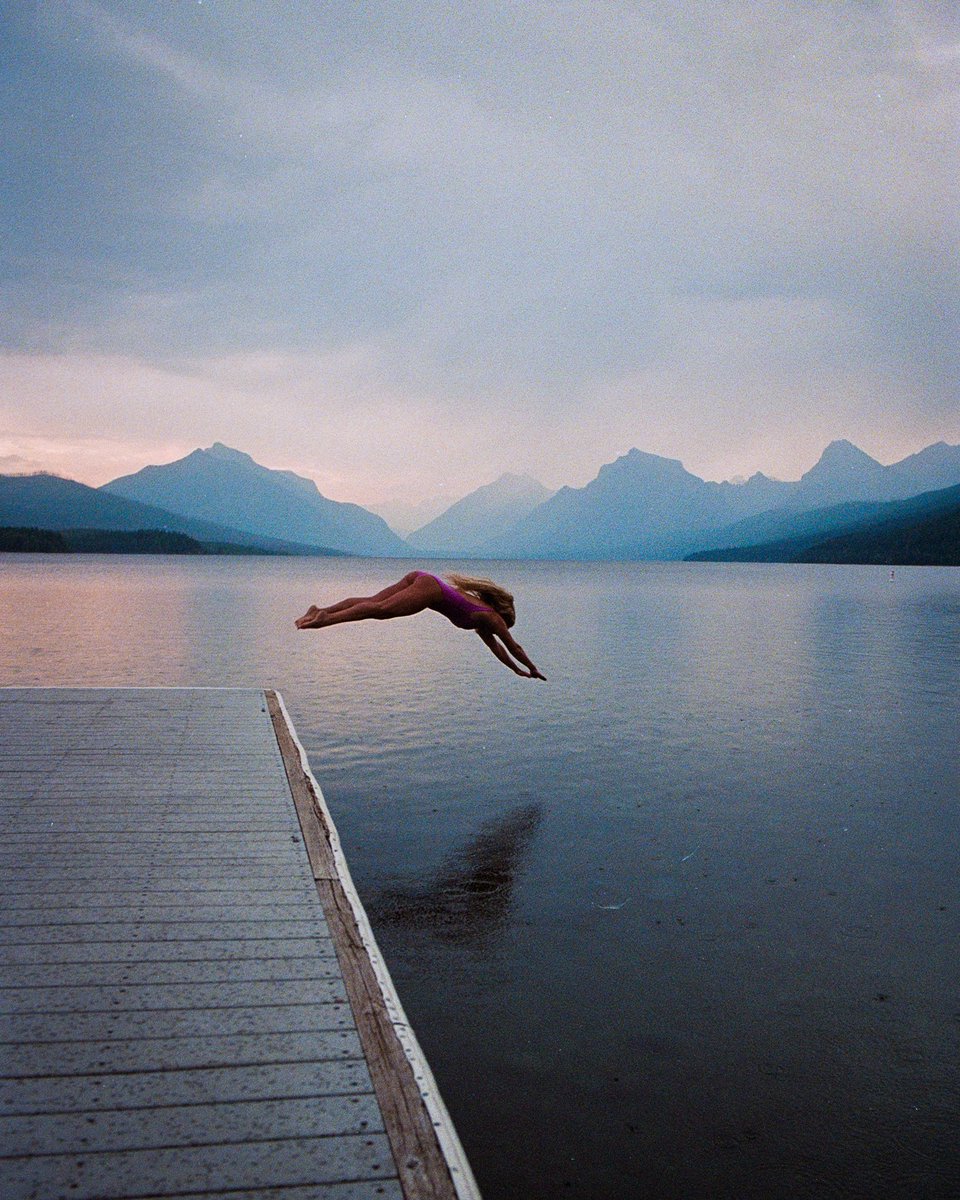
[
  {"xmin": 0, "ymin": 901, "xmax": 324, "ymax": 925},
  {"xmin": 0, "ymin": 1132, "xmax": 396, "ymax": 1199},
  {"xmin": 2, "ymin": 865, "xmax": 317, "ymax": 887},
  {"xmin": 2, "ymin": 1002, "xmax": 357, "ymax": 1044},
  {"xmin": 267, "ymin": 691, "xmax": 338, "ymax": 881},
  {"xmin": 0, "ymin": 1028, "xmax": 361, "ymax": 1077},
  {"xmin": 4, "ymin": 886, "xmax": 311, "ymax": 905},
  {"xmin": 1, "ymin": 1095, "xmax": 386, "ymax": 1155},
  {"xmin": 0, "ymin": 977, "xmax": 348, "ymax": 1013},
  {"xmin": 0, "ymin": 1059, "xmax": 376, "ymax": 1116},
  {"xmin": 0, "ymin": 936, "xmax": 333, "ymax": 964},
  {"xmin": 0, "ymin": 821, "xmax": 304, "ymax": 835},
  {"xmin": 0, "ymin": 919, "xmax": 328, "ymax": 944},
  {"xmin": 3, "ymin": 955, "xmax": 339, "ymax": 987},
  {"xmin": 167, "ymin": 1184, "xmax": 404, "ymax": 1200},
  {"xmin": 267, "ymin": 691, "xmax": 475, "ymax": 1200}
]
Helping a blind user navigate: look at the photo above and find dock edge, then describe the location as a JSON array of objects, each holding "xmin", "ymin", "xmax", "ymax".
[{"xmin": 266, "ymin": 690, "xmax": 482, "ymax": 1200}]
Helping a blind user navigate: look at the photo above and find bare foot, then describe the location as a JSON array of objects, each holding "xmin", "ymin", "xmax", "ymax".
[{"xmin": 295, "ymin": 605, "xmax": 324, "ymax": 629}]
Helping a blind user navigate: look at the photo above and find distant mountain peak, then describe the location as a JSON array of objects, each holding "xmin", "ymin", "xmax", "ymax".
[
  {"xmin": 594, "ymin": 448, "xmax": 690, "ymax": 488},
  {"xmin": 478, "ymin": 472, "xmax": 550, "ymax": 497},
  {"xmin": 800, "ymin": 440, "xmax": 883, "ymax": 486},
  {"xmin": 610, "ymin": 447, "xmax": 684, "ymax": 470},
  {"xmin": 624, "ymin": 447, "xmax": 682, "ymax": 465},
  {"xmin": 900, "ymin": 440, "xmax": 955, "ymax": 462},
  {"xmin": 813, "ymin": 439, "xmax": 881, "ymax": 468},
  {"xmin": 205, "ymin": 442, "xmax": 255, "ymax": 464},
  {"xmin": 406, "ymin": 471, "xmax": 553, "ymax": 552}
]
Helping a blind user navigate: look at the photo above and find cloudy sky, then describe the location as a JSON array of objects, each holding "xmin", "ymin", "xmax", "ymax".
[{"xmin": 2, "ymin": 0, "xmax": 957, "ymax": 519}]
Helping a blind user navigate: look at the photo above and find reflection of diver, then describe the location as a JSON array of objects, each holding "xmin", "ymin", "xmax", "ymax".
[
  {"xmin": 372, "ymin": 804, "xmax": 542, "ymax": 943},
  {"xmin": 296, "ymin": 570, "xmax": 546, "ymax": 679}
]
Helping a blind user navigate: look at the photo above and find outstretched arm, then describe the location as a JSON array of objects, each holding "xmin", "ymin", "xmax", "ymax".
[
  {"xmin": 477, "ymin": 623, "xmax": 546, "ymax": 680},
  {"xmin": 499, "ymin": 628, "xmax": 546, "ymax": 679}
]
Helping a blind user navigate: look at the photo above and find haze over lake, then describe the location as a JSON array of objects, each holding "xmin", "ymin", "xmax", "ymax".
[{"xmin": 2, "ymin": 555, "xmax": 958, "ymax": 1198}]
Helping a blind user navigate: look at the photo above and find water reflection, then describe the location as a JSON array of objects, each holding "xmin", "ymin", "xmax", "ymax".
[{"xmin": 370, "ymin": 803, "xmax": 541, "ymax": 943}]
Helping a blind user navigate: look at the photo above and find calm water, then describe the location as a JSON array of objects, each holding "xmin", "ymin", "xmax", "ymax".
[{"xmin": 2, "ymin": 555, "xmax": 959, "ymax": 1199}]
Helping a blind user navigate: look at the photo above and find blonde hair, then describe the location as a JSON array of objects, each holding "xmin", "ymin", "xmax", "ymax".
[{"xmin": 446, "ymin": 573, "xmax": 516, "ymax": 627}]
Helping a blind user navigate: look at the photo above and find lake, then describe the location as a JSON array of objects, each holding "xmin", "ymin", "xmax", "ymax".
[{"xmin": 1, "ymin": 555, "xmax": 958, "ymax": 1199}]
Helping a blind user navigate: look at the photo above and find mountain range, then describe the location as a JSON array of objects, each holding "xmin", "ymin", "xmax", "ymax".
[
  {"xmin": 687, "ymin": 483, "xmax": 960, "ymax": 566},
  {"xmin": 481, "ymin": 439, "xmax": 960, "ymax": 560},
  {"xmin": 2, "ymin": 438, "xmax": 959, "ymax": 563},
  {"xmin": 103, "ymin": 443, "xmax": 409, "ymax": 556}
]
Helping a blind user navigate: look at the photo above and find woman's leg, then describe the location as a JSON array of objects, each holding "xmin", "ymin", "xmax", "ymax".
[
  {"xmin": 296, "ymin": 572, "xmax": 423, "ymax": 627},
  {"xmin": 323, "ymin": 571, "xmax": 422, "ymax": 612},
  {"xmin": 297, "ymin": 573, "xmax": 437, "ymax": 629}
]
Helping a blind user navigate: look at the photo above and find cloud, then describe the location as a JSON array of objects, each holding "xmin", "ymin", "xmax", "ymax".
[
  {"xmin": 66, "ymin": 0, "xmax": 224, "ymax": 99},
  {"xmin": 3, "ymin": 1, "xmax": 957, "ymax": 494}
]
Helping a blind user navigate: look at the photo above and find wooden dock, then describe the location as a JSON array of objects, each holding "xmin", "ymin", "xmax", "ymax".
[{"xmin": 0, "ymin": 687, "xmax": 480, "ymax": 1200}]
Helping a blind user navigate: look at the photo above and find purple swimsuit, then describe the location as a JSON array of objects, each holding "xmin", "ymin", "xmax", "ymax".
[{"xmin": 416, "ymin": 572, "xmax": 493, "ymax": 629}]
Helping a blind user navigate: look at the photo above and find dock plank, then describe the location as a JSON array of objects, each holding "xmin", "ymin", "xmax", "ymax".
[
  {"xmin": 3, "ymin": 1000, "xmax": 358, "ymax": 1042},
  {"xmin": 3, "ymin": 954, "xmax": 339, "ymax": 986},
  {"xmin": 0, "ymin": 1028, "xmax": 361, "ymax": 1077},
  {"xmin": 1, "ymin": 1094, "xmax": 386, "ymax": 1155},
  {"xmin": 1, "ymin": 1060, "xmax": 376, "ymax": 1116},
  {"xmin": 0, "ymin": 976, "xmax": 349, "ymax": 1012},
  {"xmin": 0, "ymin": 936, "xmax": 334, "ymax": 964},
  {"xmin": 1, "ymin": 1132, "xmax": 396, "ymax": 1199}
]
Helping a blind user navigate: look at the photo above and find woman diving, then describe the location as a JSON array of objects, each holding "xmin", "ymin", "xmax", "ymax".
[{"xmin": 296, "ymin": 570, "xmax": 546, "ymax": 680}]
